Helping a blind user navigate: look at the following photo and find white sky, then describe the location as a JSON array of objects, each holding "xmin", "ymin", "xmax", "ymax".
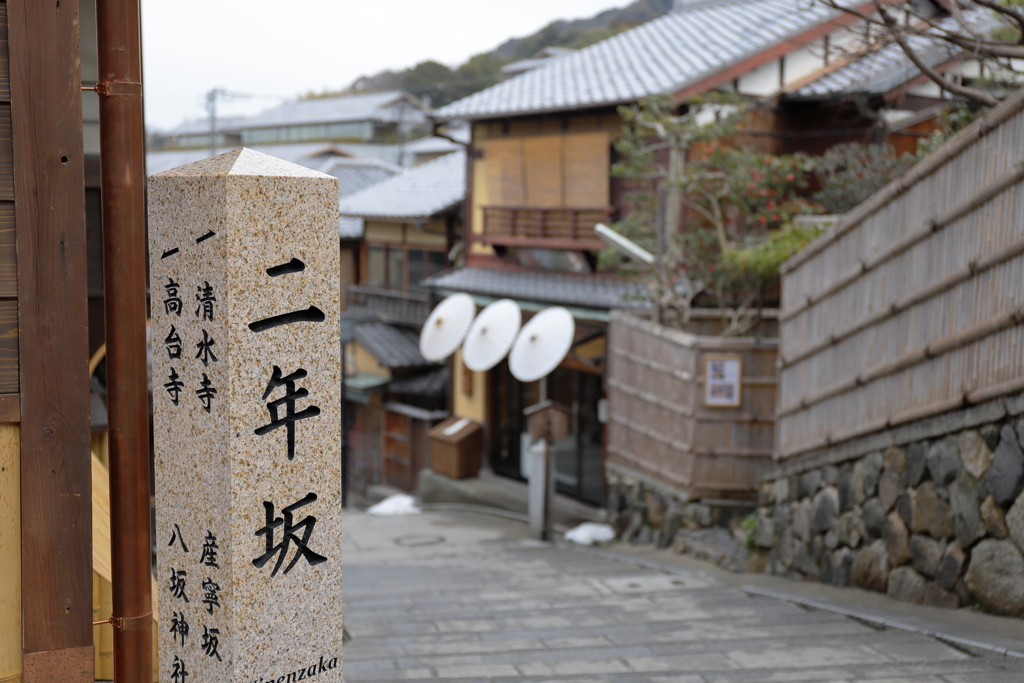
[{"xmin": 141, "ymin": 0, "xmax": 624, "ymax": 131}]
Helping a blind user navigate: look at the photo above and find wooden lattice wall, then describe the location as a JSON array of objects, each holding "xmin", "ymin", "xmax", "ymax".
[
  {"xmin": 779, "ymin": 88, "xmax": 1024, "ymax": 460},
  {"xmin": 606, "ymin": 310, "xmax": 777, "ymax": 500}
]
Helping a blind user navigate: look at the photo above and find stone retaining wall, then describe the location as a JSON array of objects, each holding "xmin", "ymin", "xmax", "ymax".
[
  {"xmin": 756, "ymin": 412, "xmax": 1024, "ymax": 617},
  {"xmin": 608, "ymin": 465, "xmax": 755, "ymax": 547}
]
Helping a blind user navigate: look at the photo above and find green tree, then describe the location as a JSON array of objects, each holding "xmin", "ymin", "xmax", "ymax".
[{"xmin": 609, "ymin": 95, "xmax": 824, "ymax": 333}]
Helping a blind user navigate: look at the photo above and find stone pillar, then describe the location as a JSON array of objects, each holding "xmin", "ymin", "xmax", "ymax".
[{"xmin": 149, "ymin": 149, "xmax": 342, "ymax": 682}]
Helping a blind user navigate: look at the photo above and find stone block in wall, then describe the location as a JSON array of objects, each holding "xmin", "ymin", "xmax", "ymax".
[
  {"xmin": 813, "ymin": 486, "xmax": 839, "ymax": 532},
  {"xmin": 885, "ymin": 511, "xmax": 911, "ymax": 566},
  {"xmin": 883, "ymin": 447, "xmax": 907, "ymax": 476},
  {"xmin": 793, "ymin": 498, "xmax": 813, "ymax": 543},
  {"xmin": 863, "ymin": 451, "xmax": 883, "ymax": 498},
  {"xmin": 773, "ymin": 500, "xmax": 791, "ymax": 533},
  {"xmin": 980, "ymin": 495, "xmax": 1009, "ymax": 539},
  {"xmin": 754, "ymin": 511, "xmax": 774, "ymax": 549},
  {"xmin": 794, "ymin": 544, "xmax": 819, "ymax": 579},
  {"xmin": 887, "ymin": 566, "xmax": 927, "ymax": 604},
  {"xmin": 957, "ymin": 430, "xmax": 993, "ymax": 479},
  {"xmin": 682, "ymin": 503, "xmax": 712, "ymax": 529},
  {"xmin": 964, "ymin": 539, "xmax": 1024, "ymax": 617},
  {"xmin": 922, "ymin": 582, "xmax": 960, "ymax": 609},
  {"xmin": 909, "ymin": 534, "xmax": 943, "ymax": 578},
  {"xmin": 800, "ymin": 469, "xmax": 822, "ymax": 498},
  {"xmin": 852, "ymin": 460, "xmax": 866, "ymax": 507},
  {"xmin": 645, "ymin": 490, "xmax": 666, "ymax": 529},
  {"xmin": 835, "ymin": 511, "xmax": 866, "ymax": 549},
  {"xmin": 863, "ymin": 498, "xmax": 887, "ymax": 538},
  {"xmin": 984, "ymin": 426, "xmax": 1024, "ymax": 508},
  {"xmin": 1008, "ymin": 492, "xmax": 1024, "ymax": 554},
  {"xmin": 906, "ymin": 442, "xmax": 928, "ymax": 487},
  {"xmin": 838, "ymin": 464, "xmax": 854, "ymax": 512},
  {"xmin": 823, "ymin": 466, "xmax": 839, "ymax": 487},
  {"xmin": 949, "ymin": 473, "xmax": 985, "ymax": 548},
  {"xmin": 899, "ymin": 482, "xmax": 954, "ymax": 539},
  {"xmin": 831, "ymin": 547, "xmax": 854, "ymax": 587},
  {"xmin": 936, "ymin": 542, "xmax": 966, "ymax": 591},
  {"xmin": 775, "ymin": 477, "xmax": 790, "ymax": 505},
  {"xmin": 980, "ymin": 424, "xmax": 1001, "ymax": 451},
  {"xmin": 927, "ymin": 437, "xmax": 962, "ymax": 486},
  {"xmin": 878, "ymin": 471, "xmax": 902, "ymax": 512},
  {"xmin": 777, "ymin": 527, "xmax": 796, "ymax": 570},
  {"xmin": 851, "ymin": 540, "xmax": 889, "ymax": 592}
]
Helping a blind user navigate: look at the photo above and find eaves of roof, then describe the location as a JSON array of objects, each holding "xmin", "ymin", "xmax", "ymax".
[{"xmin": 434, "ymin": 0, "xmax": 872, "ymax": 122}]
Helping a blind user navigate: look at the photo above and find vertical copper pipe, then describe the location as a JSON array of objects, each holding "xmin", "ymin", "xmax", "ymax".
[{"xmin": 96, "ymin": 0, "xmax": 153, "ymax": 681}]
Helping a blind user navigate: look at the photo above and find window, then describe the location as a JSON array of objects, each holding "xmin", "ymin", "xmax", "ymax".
[
  {"xmin": 364, "ymin": 245, "xmax": 447, "ymax": 292},
  {"xmin": 387, "ymin": 248, "xmax": 404, "ymax": 290},
  {"xmin": 367, "ymin": 246, "xmax": 385, "ymax": 287}
]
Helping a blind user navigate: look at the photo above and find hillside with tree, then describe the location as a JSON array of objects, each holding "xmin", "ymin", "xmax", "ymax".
[{"xmin": 307, "ymin": 0, "xmax": 673, "ymax": 107}]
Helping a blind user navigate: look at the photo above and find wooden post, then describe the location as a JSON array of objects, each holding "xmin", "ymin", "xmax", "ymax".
[{"xmin": 10, "ymin": 0, "xmax": 93, "ymax": 678}]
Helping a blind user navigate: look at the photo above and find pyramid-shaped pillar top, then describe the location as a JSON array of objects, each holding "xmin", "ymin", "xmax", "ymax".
[{"xmin": 152, "ymin": 147, "xmax": 336, "ymax": 180}]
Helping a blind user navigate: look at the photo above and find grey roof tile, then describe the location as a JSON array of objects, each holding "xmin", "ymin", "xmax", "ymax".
[
  {"xmin": 354, "ymin": 322, "xmax": 434, "ymax": 370},
  {"xmin": 388, "ymin": 367, "xmax": 448, "ymax": 397},
  {"xmin": 795, "ymin": 10, "xmax": 993, "ymax": 98},
  {"xmin": 337, "ymin": 150, "xmax": 466, "ymax": 220},
  {"xmin": 321, "ymin": 157, "xmax": 402, "ymax": 198},
  {"xmin": 339, "ymin": 216, "xmax": 364, "ymax": 240},
  {"xmin": 425, "ymin": 267, "xmax": 644, "ymax": 310},
  {"xmin": 435, "ymin": 0, "xmax": 839, "ymax": 120},
  {"xmin": 236, "ymin": 90, "xmax": 428, "ymax": 129}
]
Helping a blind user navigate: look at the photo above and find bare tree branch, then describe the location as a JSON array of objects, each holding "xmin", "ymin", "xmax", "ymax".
[
  {"xmin": 971, "ymin": 0, "xmax": 1024, "ymax": 41},
  {"xmin": 876, "ymin": 3, "xmax": 1000, "ymax": 106}
]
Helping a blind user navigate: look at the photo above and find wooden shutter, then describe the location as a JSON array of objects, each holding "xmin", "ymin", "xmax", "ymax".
[{"xmin": 564, "ymin": 131, "xmax": 610, "ymax": 206}]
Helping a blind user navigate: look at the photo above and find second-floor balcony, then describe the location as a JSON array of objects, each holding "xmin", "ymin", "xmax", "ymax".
[
  {"xmin": 346, "ymin": 285, "xmax": 430, "ymax": 327},
  {"xmin": 479, "ymin": 205, "xmax": 611, "ymax": 251}
]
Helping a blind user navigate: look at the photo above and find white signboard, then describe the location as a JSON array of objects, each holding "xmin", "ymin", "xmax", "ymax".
[{"xmin": 703, "ymin": 353, "xmax": 743, "ymax": 408}]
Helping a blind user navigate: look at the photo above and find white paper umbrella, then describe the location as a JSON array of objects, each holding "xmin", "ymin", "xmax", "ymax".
[
  {"xmin": 419, "ymin": 293, "xmax": 476, "ymax": 362},
  {"xmin": 508, "ymin": 307, "xmax": 575, "ymax": 383},
  {"xmin": 462, "ymin": 299, "xmax": 522, "ymax": 372}
]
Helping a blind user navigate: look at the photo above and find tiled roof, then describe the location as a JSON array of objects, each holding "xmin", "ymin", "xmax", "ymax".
[
  {"xmin": 159, "ymin": 116, "xmax": 248, "ymax": 136},
  {"xmin": 388, "ymin": 367, "xmax": 448, "ymax": 397},
  {"xmin": 354, "ymin": 322, "xmax": 435, "ymax": 370},
  {"xmin": 339, "ymin": 216, "xmax": 364, "ymax": 240},
  {"xmin": 426, "ymin": 267, "xmax": 644, "ymax": 310},
  {"xmin": 321, "ymin": 157, "xmax": 401, "ymax": 198},
  {"xmin": 234, "ymin": 91, "xmax": 428, "ymax": 129},
  {"xmin": 404, "ymin": 125, "xmax": 469, "ymax": 156},
  {"xmin": 337, "ymin": 150, "xmax": 466, "ymax": 220},
  {"xmin": 434, "ymin": 0, "xmax": 840, "ymax": 120},
  {"xmin": 795, "ymin": 10, "xmax": 993, "ymax": 98}
]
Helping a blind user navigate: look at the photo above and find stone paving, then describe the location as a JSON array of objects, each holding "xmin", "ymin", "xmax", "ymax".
[{"xmin": 342, "ymin": 509, "xmax": 1023, "ymax": 682}]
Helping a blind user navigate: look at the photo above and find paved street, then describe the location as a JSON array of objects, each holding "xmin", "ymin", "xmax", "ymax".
[{"xmin": 342, "ymin": 509, "xmax": 1024, "ymax": 683}]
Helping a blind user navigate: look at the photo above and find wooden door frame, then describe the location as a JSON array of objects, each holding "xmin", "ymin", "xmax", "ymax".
[{"xmin": 11, "ymin": 0, "xmax": 93, "ymax": 678}]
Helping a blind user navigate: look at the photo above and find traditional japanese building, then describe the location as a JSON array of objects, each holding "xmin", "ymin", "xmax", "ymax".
[
  {"xmin": 429, "ymin": 0, "xmax": 987, "ymax": 507},
  {"xmin": 338, "ymin": 149, "xmax": 465, "ymax": 494}
]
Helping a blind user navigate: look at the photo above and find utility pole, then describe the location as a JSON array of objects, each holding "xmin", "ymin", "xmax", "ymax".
[{"xmin": 206, "ymin": 87, "xmax": 225, "ymax": 158}]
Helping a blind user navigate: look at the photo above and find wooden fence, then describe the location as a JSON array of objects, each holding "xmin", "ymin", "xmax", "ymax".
[
  {"xmin": 778, "ymin": 87, "xmax": 1024, "ymax": 460},
  {"xmin": 606, "ymin": 310, "xmax": 777, "ymax": 500}
]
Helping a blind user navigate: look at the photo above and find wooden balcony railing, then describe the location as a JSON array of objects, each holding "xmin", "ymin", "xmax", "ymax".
[
  {"xmin": 480, "ymin": 205, "xmax": 612, "ymax": 251},
  {"xmin": 346, "ymin": 285, "xmax": 431, "ymax": 327}
]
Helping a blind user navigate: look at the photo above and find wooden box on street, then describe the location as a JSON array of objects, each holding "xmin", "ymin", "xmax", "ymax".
[{"xmin": 428, "ymin": 416, "xmax": 483, "ymax": 479}]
